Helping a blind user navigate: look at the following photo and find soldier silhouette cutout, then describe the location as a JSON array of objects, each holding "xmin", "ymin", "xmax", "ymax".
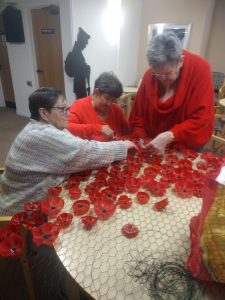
[{"xmin": 65, "ymin": 27, "xmax": 91, "ymax": 99}]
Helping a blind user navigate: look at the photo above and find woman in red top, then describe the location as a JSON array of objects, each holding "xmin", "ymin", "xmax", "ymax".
[
  {"xmin": 68, "ymin": 72, "xmax": 130, "ymax": 141},
  {"xmin": 129, "ymin": 32, "xmax": 214, "ymax": 154}
]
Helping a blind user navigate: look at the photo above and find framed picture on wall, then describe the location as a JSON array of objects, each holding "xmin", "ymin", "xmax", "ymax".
[{"xmin": 148, "ymin": 23, "xmax": 192, "ymax": 49}]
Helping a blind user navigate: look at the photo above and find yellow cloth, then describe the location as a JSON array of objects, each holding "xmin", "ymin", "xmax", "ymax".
[{"xmin": 201, "ymin": 184, "xmax": 225, "ymax": 282}]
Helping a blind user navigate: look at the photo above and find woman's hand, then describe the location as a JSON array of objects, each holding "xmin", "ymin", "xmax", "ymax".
[
  {"xmin": 101, "ymin": 125, "xmax": 114, "ymax": 138},
  {"xmin": 123, "ymin": 140, "xmax": 138, "ymax": 150},
  {"xmin": 145, "ymin": 131, "xmax": 174, "ymax": 155}
]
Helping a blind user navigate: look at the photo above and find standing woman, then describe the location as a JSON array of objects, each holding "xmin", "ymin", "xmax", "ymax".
[{"xmin": 129, "ymin": 32, "xmax": 214, "ymax": 154}]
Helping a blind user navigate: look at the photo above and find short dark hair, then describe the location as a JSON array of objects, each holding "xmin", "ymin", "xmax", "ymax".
[
  {"xmin": 147, "ymin": 31, "xmax": 182, "ymax": 67},
  {"xmin": 29, "ymin": 87, "xmax": 65, "ymax": 120},
  {"xmin": 94, "ymin": 72, "xmax": 123, "ymax": 98}
]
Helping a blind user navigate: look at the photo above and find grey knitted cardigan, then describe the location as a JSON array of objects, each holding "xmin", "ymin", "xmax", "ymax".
[{"xmin": 0, "ymin": 120, "xmax": 127, "ymax": 215}]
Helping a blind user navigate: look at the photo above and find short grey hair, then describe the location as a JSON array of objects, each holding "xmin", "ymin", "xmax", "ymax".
[{"xmin": 147, "ymin": 31, "xmax": 182, "ymax": 67}]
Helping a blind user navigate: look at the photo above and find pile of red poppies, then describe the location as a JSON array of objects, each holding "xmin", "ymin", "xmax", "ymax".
[{"xmin": 0, "ymin": 143, "xmax": 223, "ymax": 257}]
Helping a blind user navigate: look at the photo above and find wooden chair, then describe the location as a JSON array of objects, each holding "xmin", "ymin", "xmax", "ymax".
[
  {"xmin": 210, "ymin": 134, "xmax": 225, "ymax": 156},
  {"xmin": 0, "ymin": 215, "xmax": 36, "ymax": 300},
  {"xmin": 117, "ymin": 92, "xmax": 136, "ymax": 118}
]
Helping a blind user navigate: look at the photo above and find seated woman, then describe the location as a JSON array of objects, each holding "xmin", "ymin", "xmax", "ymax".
[
  {"xmin": 129, "ymin": 32, "xmax": 214, "ymax": 154},
  {"xmin": 68, "ymin": 72, "xmax": 130, "ymax": 141},
  {"xmin": 0, "ymin": 87, "xmax": 136, "ymax": 215}
]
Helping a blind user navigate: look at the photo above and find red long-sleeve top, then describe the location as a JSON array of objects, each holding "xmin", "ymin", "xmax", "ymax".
[
  {"xmin": 129, "ymin": 50, "xmax": 214, "ymax": 149},
  {"xmin": 68, "ymin": 96, "xmax": 130, "ymax": 141}
]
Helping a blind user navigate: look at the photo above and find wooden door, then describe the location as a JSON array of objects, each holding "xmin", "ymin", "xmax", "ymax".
[
  {"xmin": 0, "ymin": 15, "xmax": 15, "ymax": 106},
  {"xmin": 31, "ymin": 6, "xmax": 65, "ymax": 92}
]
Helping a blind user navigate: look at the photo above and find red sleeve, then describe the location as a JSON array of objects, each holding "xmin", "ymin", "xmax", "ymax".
[
  {"xmin": 129, "ymin": 73, "xmax": 149, "ymax": 138},
  {"xmin": 68, "ymin": 100, "xmax": 103, "ymax": 139},
  {"xmin": 171, "ymin": 57, "xmax": 214, "ymax": 149}
]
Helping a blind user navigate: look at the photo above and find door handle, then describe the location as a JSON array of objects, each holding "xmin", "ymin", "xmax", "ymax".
[{"xmin": 36, "ymin": 69, "xmax": 44, "ymax": 73}]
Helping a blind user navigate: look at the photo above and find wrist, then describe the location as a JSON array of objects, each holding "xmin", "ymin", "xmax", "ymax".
[{"xmin": 168, "ymin": 131, "xmax": 174, "ymax": 141}]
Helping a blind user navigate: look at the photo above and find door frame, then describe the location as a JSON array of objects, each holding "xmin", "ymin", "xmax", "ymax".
[
  {"xmin": 0, "ymin": 78, "xmax": 6, "ymax": 107},
  {"xmin": 27, "ymin": 0, "xmax": 73, "ymax": 94}
]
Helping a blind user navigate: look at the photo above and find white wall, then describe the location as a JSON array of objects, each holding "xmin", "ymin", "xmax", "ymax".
[
  {"xmin": 137, "ymin": 0, "xmax": 216, "ymax": 79},
  {"xmin": 2, "ymin": 0, "xmax": 74, "ymax": 116},
  {"xmin": 71, "ymin": 0, "xmax": 142, "ymax": 91},
  {"xmin": 2, "ymin": 0, "xmax": 142, "ymax": 116},
  {"xmin": 206, "ymin": 0, "xmax": 225, "ymax": 72}
]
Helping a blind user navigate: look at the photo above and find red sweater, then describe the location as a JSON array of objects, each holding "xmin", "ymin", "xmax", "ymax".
[
  {"xmin": 129, "ymin": 51, "xmax": 214, "ymax": 149},
  {"xmin": 68, "ymin": 96, "xmax": 130, "ymax": 141}
]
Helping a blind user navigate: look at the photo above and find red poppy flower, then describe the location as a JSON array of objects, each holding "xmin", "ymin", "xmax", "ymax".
[
  {"xmin": 69, "ymin": 187, "xmax": 82, "ymax": 199},
  {"xmin": 81, "ymin": 216, "xmax": 98, "ymax": 230},
  {"xmin": 55, "ymin": 213, "xmax": 73, "ymax": 229},
  {"xmin": 188, "ymin": 171, "xmax": 205, "ymax": 185},
  {"xmin": 159, "ymin": 177, "xmax": 171, "ymax": 188},
  {"xmin": 196, "ymin": 162, "xmax": 207, "ymax": 171},
  {"xmin": 88, "ymin": 191, "xmax": 102, "ymax": 204},
  {"xmin": 193, "ymin": 183, "xmax": 204, "ymax": 198},
  {"xmin": 176, "ymin": 159, "xmax": 193, "ymax": 170},
  {"xmin": 41, "ymin": 196, "xmax": 64, "ymax": 217},
  {"xmin": 121, "ymin": 224, "xmax": 139, "ymax": 238},
  {"xmin": 0, "ymin": 233, "xmax": 24, "ymax": 257},
  {"xmin": 24, "ymin": 201, "xmax": 41, "ymax": 212},
  {"xmin": 118, "ymin": 195, "xmax": 132, "ymax": 209},
  {"xmin": 48, "ymin": 186, "xmax": 62, "ymax": 196},
  {"xmin": 11, "ymin": 212, "xmax": 28, "ymax": 226},
  {"xmin": 25, "ymin": 212, "xmax": 46, "ymax": 230},
  {"xmin": 94, "ymin": 199, "xmax": 116, "ymax": 220},
  {"xmin": 148, "ymin": 181, "xmax": 166, "ymax": 197},
  {"xmin": 165, "ymin": 154, "xmax": 179, "ymax": 165},
  {"xmin": 174, "ymin": 181, "xmax": 194, "ymax": 198},
  {"xmin": 72, "ymin": 200, "xmax": 90, "ymax": 216},
  {"xmin": 143, "ymin": 166, "xmax": 158, "ymax": 178},
  {"xmin": 160, "ymin": 165, "xmax": 174, "ymax": 177},
  {"xmin": 100, "ymin": 187, "xmax": 118, "ymax": 202},
  {"xmin": 140, "ymin": 175, "xmax": 154, "ymax": 190},
  {"xmin": 172, "ymin": 168, "xmax": 186, "ymax": 181},
  {"xmin": 181, "ymin": 148, "xmax": 198, "ymax": 161},
  {"xmin": 86, "ymin": 182, "xmax": 100, "ymax": 194},
  {"xmin": 116, "ymin": 171, "xmax": 129, "ymax": 183},
  {"xmin": 136, "ymin": 192, "xmax": 150, "ymax": 205},
  {"xmin": 32, "ymin": 222, "xmax": 60, "ymax": 247},
  {"xmin": 0, "ymin": 224, "xmax": 19, "ymax": 242},
  {"xmin": 154, "ymin": 198, "xmax": 169, "ymax": 211},
  {"xmin": 125, "ymin": 177, "xmax": 141, "ymax": 193}
]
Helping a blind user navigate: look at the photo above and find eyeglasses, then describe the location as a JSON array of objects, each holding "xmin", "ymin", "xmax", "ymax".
[
  {"xmin": 152, "ymin": 62, "xmax": 182, "ymax": 79},
  {"xmin": 152, "ymin": 70, "xmax": 175, "ymax": 79},
  {"xmin": 51, "ymin": 106, "xmax": 70, "ymax": 114}
]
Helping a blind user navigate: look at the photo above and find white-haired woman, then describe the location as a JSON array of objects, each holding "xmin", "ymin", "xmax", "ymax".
[{"xmin": 129, "ymin": 32, "xmax": 214, "ymax": 154}]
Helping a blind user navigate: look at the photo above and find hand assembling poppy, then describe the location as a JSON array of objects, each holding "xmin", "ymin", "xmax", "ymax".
[
  {"xmin": 41, "ymin": 196, "xmax": 64, "ymax": 217},
  {"xmin": 81, "ymin": 216, "xmax": 98, "ymax": 230},
  {"xmin": 121, "ymin": 223, "xmax": 139, "ymax": 238},
  {"xmin": 94, "ymin": 199, "xmax": 116, "ymax": 220},
  {"xmin": 154, "ymin": 198, "xmax": 169, "ymax": 211},
  {"xmin": 55, "ymin": 213, "xmax": 73, "ymax": 229},
  {"xmin": 72, "ymin": 200, "xmax": 90, "ymax": 216}
]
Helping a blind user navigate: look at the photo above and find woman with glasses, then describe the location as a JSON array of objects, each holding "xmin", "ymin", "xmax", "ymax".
[
  {"xmin": 68, "ymin": 72, "xmax": 130, "ymax": 141},
  {"xmin": 129, "ymin": 32, "xmax": 214, "ymax": 154},
  {"xmin": 0, "ymin": 87, "xmax": 136, "ymax": 215}
]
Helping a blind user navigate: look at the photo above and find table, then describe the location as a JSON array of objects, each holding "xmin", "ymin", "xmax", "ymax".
[{"xmin": 54, "ymin": 151, "xmax": 223, "ymax": 300}]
